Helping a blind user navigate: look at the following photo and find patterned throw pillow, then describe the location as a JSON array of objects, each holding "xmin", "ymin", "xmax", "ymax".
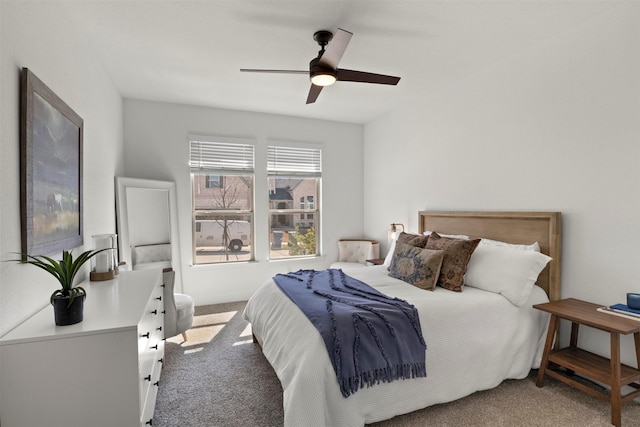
[
  {"xmin": 397, "ymin": 231, "xmax": 429, "ymax": 248},
  {"xmin": 389, "ymin": 241, "xmax": 445, "ymax": 290},
  {"xmin": 426, "ymin": 232, "xmax": 480, "ymax": 292}
]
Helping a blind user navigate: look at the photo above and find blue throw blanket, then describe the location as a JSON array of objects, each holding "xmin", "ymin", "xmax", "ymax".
[{"xmin": 273, "ymin": 269, "xmax": 427, "ymax": 397}]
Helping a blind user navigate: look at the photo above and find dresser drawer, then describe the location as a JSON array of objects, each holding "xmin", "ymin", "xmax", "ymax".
[
  {"xmin": 138, "ymin": 280, "xmax": 164, "ymax": 411},
  {"xmin": 140, "ymin": 340, "xmax": 164, "ymax": 426},
  {"xmin": 138, "ymin": 292, "xmax": 163, "ymax": 351}
]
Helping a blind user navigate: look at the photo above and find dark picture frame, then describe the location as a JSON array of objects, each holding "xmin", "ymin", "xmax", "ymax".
[{"xmin": 20, "ymin": 68, "xmax": 83, "ymax": 258}]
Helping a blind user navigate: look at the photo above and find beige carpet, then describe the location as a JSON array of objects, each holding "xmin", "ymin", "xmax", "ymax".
[{"xmin": 153, "ymin": 301, "xmax": 640, "ymax": 427}]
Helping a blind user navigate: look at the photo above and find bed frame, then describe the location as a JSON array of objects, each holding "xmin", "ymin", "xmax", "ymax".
[{"xmin": 418, "ymin": 211, "xmax": 562, "ymax": 301}]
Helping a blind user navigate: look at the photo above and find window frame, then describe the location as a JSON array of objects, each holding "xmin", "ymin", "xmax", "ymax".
[
  {"xmin": 267, "ymin": 144, "xmax": 322, "ymax": 260},
  {"xmin": 189, "ymin": 136, "xmax": 255, "ymax": 265}
]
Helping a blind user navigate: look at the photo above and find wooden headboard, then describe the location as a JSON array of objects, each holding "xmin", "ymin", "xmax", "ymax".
[{"xmin": 418, "ymin": 211, "xmax": 562, "ymax": 301}]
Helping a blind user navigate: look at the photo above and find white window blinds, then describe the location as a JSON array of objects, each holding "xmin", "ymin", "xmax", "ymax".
[
  {"xmin": 267, "ymin": 146, "xmax": 322, "ymax": 177},
  {"xmin": 189, "ymin": 138, "xmax": 254, "ymax": 173}
]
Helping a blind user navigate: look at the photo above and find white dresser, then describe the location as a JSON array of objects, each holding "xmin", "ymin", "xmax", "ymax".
[{"xmin": 0, "ymin": 269, "xmax": 165, "ymax": 427}]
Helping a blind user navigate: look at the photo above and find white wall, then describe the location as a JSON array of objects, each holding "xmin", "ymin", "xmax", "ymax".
[
  {"xmin": 0, "ymin": 2, "xmax": 124, "ymax": 336},
  {"xmin": 364, "ymin": 5, "xmax": 640, "ymax": 365},
  {"xmin": 123, "ymin": 99, "xmax": 363, "ymax": 304}
]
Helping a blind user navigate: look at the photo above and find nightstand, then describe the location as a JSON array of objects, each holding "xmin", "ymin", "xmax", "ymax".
[
  {"xmin": 366, "ymin": 258, "xmax": 385, "ymax": 266},
  {"xmin": 534, "ymin": 298, "xmax": 640, "ymax": 427}
]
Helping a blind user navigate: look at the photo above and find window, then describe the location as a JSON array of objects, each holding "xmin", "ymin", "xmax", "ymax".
[
  {"xmin": 205, "ymin": 175, "xmax": 222, "ymax": 188},
  {"xmin": 267, "ymin": 145, "xmax": 321, "ymax": 259},
  {"xmin": 190, "ymin": 137, "xmax": 254, "ymax": 264}
]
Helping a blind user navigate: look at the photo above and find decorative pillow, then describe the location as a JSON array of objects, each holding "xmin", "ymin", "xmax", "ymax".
[
  {"xmin": 132, "ymin": 243, "xmax": 171, "ymax": 265},
  {"xmin": 425, "ymin": 232, "xmax": 480, "ymax": 292},
  {"xmin": 397, "ymin": 231, "xmax": 429, "ymax": 248},
  {"xmin": 464, "ymin": 244, "xmax": 552, "ymax": 306},
  {"xmin": 388, "ymin": 242, "xmax": 444, "ymax": 291},
  {"xmin": 480, "ymin": 238, "xmax": 540, "ymax": 252},
  {"xmin": 383, "ymin": 231, "xmax": 431, "ymax": 267}
]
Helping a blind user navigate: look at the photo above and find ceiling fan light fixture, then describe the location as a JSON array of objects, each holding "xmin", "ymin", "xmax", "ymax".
[
  {"xmin": 309, "ymin": 56, "xmax": 337, "ymax": 86},
  {"xmin": 310, "ymin": 71, "xmax": 337, "ymax": 86}
]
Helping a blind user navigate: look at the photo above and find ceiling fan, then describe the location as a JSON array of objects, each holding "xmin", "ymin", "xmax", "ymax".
[{"xmin": 240, "ymin": 28, "xmax": 401, "ymax": 104}]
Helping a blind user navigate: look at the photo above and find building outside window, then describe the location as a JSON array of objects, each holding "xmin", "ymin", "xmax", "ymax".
[
  {"xmin": 205, "ymin": 174, "xmax": 222, "ymax": 188},
  {"xmin": 190, "ymin": 137, "xmax": 254, "ymax": 264},
  {"xmin": 267, "ymin": 145, "xmax": 321, "ymax": 259}
]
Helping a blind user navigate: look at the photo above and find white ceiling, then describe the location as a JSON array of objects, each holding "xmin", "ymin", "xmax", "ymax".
[{"xmin": 66, "ymin": 1, "xmax": 618, "ymax": 124}]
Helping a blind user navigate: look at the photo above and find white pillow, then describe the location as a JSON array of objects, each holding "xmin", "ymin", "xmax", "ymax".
[
  {"xmin": 383, "ymin": 237, "xmax": 398, "ymax": 267},
  {"xmin": 423, "ymin": 231, "xmax": 469, "ymax": 240},
  {"xmin": 480, "ymin": 237, "xmax": 540, "ymax": 252},
  {"xmin": 464, "ymin": 244, "xmax": 551, "ymax": 306}
]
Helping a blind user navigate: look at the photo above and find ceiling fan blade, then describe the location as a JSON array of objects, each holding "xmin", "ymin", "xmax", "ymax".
[
  {"xmin": 306, "ymin": 84, "xmax": 323, "ymax": 104},
  {"xmin": 240, "ymin": 69, "xmax": 308, "ymax": 74},
  {"xmin": 318, "ymin": 28, "xmax": 353, "ymax": 69},
  {"xmin": 336, "ymin": 69, "xmax": 400, "ymax": 85}
]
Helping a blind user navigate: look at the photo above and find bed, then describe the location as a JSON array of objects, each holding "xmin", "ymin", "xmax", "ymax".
[{"xmin": 243, "ymin": 211, "xmax": 562, "ymax": 426}]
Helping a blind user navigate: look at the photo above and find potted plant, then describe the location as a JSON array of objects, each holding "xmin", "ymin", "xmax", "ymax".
[{"xmin": 12, "ymin": 248, "xmax": 109, "ymax": 326}]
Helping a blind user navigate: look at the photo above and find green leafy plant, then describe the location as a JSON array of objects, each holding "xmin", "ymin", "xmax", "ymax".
[
  {"xmin": 12, "ymin": 249, "xmax": 109, "ymax": 307},
  {"xmin": 288, "ymin": 226, "xmax": 316, "ymax": 256}
]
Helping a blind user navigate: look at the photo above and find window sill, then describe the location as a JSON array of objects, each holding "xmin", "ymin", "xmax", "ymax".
[
  {"xmin": 267, "ymin": 255, "xmax": 325, "ymax": 263},
  {"xmin": 189, "ymin": 255, "xmax": 327, "ymax": 269},
  {"xmin": 189, "ymin": 260, "xmax": 260, "ymax": 269}
]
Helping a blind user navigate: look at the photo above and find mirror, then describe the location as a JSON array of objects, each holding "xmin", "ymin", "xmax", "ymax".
[{"xmin": 115, "ymin": 177, "xmax": 183, "ymax": 292}]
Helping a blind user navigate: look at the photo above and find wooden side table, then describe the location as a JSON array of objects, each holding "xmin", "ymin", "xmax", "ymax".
[{"xmin": 534, "ymin": 298, "xmax": 640, "ymax": 427}]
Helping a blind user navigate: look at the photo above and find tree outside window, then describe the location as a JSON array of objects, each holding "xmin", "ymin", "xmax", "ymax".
[{"xmin": 190, "ymin": 138, "xmax": 254, "ymax": 264}]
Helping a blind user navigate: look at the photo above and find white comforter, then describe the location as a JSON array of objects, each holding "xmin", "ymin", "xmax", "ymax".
[{"xmin": 243, "ymin": 266, "xmax": 550, "ymax": 426}]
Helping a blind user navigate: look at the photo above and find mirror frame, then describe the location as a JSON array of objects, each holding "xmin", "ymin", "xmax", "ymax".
[{"xmin": 115, "ymin": 176, "xmax": 183, "ymax": 292}]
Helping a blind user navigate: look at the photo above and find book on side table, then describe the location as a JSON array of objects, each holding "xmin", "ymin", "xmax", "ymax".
[{"xmin": 597, "ymin": 304, "xmax": 640, "ymax": 321}]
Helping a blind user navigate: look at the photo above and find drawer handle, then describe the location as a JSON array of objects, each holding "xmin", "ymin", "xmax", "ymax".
[
  {"xmin": 141, "ymin": 332, "xmax": 150, "ymax": 338},
  {"xmin": 151, "ymin": 309, "xmax": 157, "ymax": 315},
  {"xmin": 162, "ymin": 310, "xmax": 166, "ymax": 314},
  {"xmin": 161, "ymin": 284, "xmax": 166, "ymax": 288},
  {"xmin": 158, "ymin": 358, "xmax": 164, "ymax": 364},
  {"xmin": 144, "ymin": 374, "xmax": 151, "ymax": 382},
  {"xmin": 151, "ymin": 344, "xmax": 158, "ymax": 350},
  {"xmin": 146, "ymin": 419, "xmax": 153, "ymax": 426},
  {"xmin": 154, "ymin": 381, "xmax": 160, "ymax": 387},
  {"xmin": 157, "ymin": 326, "xmax": 163, "ymax": 331},
  {"xmin": 156, "ymin": 296, "xmax": 162, "ymax": 301}
]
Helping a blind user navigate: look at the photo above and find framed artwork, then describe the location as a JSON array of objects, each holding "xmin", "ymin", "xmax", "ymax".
[{"xmin": 20, "ymin": 68, "xmax": 83, "ymax": 258}]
